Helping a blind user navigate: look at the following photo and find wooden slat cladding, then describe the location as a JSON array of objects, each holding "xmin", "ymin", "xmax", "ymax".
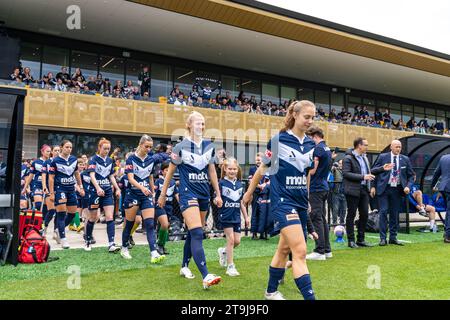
[{"xmin": 130, "ymin": 0, "xmax": 450, "ymax": 77}]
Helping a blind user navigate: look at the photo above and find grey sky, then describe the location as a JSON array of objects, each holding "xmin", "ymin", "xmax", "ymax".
[{"xmin": 258, "ymin": 0, "xmax": 450, "ymax": 55}]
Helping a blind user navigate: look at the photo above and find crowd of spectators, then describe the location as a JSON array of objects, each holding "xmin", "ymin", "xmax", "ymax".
[{"xmin": 5, "ymin": 64, "xmax": 448, "ymax": 136}]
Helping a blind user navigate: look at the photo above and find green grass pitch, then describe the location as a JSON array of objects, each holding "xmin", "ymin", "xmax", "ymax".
[{"xmin": 0, "ymin": 229, "xmax": 448, "ymax": 300}]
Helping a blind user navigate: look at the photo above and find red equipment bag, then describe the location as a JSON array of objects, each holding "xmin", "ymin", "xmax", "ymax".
[
  {"xmin": 18, "ymin": 225, "xmax": 50, "ymax": 264},
  {"xmin": 18, "ymin": 209, "xmax": 43, "ymax": 239}
]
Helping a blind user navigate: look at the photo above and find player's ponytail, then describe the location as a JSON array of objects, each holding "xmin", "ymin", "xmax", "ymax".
[{"xmin": 280, "ymin": 100, "xmax": 315, "ymax": 133}]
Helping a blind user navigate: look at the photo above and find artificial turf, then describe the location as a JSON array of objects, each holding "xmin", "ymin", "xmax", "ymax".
[{"xmin": 0, "ymin": 229, "xmax": 448, "ymax": 300}]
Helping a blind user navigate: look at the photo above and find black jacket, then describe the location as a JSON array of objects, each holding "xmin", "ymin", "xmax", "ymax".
[{"xmin": 342, "ymin": 149, "xmax": 383, "ymax": 197}]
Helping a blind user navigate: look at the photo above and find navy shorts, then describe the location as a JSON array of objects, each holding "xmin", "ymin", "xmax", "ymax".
[
  {"xmin": 270, "ymin": 202, "xmax": 307, "ymax": 237},
  {"xmin": 155, "ymin": 207, "xmax": 166, "ymax": 218},
  {"xmin": 179, "ymin": 194, "xmax": 209, "ymax": 213},
  {"xmin": 221, "ymin": 222, "xmax": 241, "ymax": 233},
  {"xmin": 31, "ymin": 187, "xmax": 43, "ymax": 198},
  {"xmin": 124, "ymin": 191, "xmax": 154, "ymax": 211},
  {"xmin": 55, "ymin": 187, "xmax": 78, "ymax": 207},
  {"xmin": 88, "ymin": 189, "xmax": 114, "ymax": 210}
]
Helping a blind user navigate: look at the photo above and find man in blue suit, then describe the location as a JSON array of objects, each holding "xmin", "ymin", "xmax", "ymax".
[
  {"xmin": 431, "ymin": 154, "xmax": 450, "ymax": 243},
  {"xmin": 371, "ymin": 140, "xmax": 415, "ymax": 246}
]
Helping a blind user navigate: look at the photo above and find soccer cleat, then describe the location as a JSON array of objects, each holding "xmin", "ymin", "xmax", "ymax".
[
  {"xmin": 120, "ymin": 247, "xmax": 132, "ymax": 260},
  {"xmin": 217, "ymin": 247, "xmax": 227, "ymax": 267},
  {"xmin": 53, "ymin": 230, "xmax": 61, "ymax": 244},
  {"xmin": 108, "ymin": 244, "xmax": 121, "ymax": 253},
  {"xmin": 84, "ymin": 241, "xmax": 92, "ymax": 252},
  {"xmin": 76, "ymin": 223, "xmax": 84, "ymax": 233},
  {"xmin": 325, "ymin": 252, "xmax": 333, "ymax": 259},
  {"xmin": 68, "ymin": 225, "xmax": 78, "ymax": 232},
  {"xmin": 129, "ymin": 236, "xmax": 135, "ymax": 248},
  {"xmin": 180, "ymin": 267, "xmax": 195, "ymax": 279},
  {"xmin": 61, "ymin": 238, "xmax": 70, "ymax": 249},
  {"xmin": 150, "ymin": 253, "xmax": 166, "ymax": 264},
  {"xmin": 90, "ymin": 236, "xmax": 96, "ymax": 245},
  {"xmin": 265, "ymin": 291, "xmax": 286, "ymax": 300},
  {"xmin": 202, "ymin": 274, "xmax": 222, "ymax": 289},
  {"xmin": 226, "ymin": 265, "xmax": 240, "ymax": 277},
  {"xmin": 42, "ymin": 226, "xmax": 48, "ymax": 237},
  {"xmin": 306, "ymin": 252, "xmax": 326, "ymax": 261}
]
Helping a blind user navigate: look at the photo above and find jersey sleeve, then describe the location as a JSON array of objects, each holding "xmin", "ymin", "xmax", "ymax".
[
  {"xmin": 261, "ymin": 139, "xmax": 273, "ymax": 167},
  {"xmin": 209, "ymin": 144, "xmax": 217, "ymax": 165},
  {"xmin": 87, "ymin": 158, "xmax": 96, "ymax": 173},
  {"xmin": 48, "ymin": 159, "xmax": 57, "ymax": 175},
  {"xmin": 30, "ymin": 161, "xmax": 38, "ymax": 175},
  {"xmin": 313, "ymin": 145, "xmax": 325, "ymax": 160},
  {"xmin": 125, "ymin": 158, "xmax": 133, "ymax": 175},
  {"xmin": 109, "ymin": 160, "xmax": 115, "ymax": 176},
  {"xmin": 171, "ymin": 143, "xmax": 183, "ymax": 165},
  {"xmin": 152, "ymin": 152, "xmax": 169, "ymax": 165}
]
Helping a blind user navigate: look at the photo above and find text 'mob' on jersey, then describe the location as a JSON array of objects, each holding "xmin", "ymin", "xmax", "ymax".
[{"xmin": 87, "ymin": 155, "xmax": 115, "ymax": 191}]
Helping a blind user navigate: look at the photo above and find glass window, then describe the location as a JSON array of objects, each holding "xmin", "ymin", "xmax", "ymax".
[
  {"xmin": 42, "ymin": 46, "xmax": 70, "ymax": 79},
  {"xmin": 363, "ymin": 98, "xmax": 375, "ymax": 106},
  {"xmin": 262, "ymin": 83, "xmax": 279, "ymax": 105},
  {"xmin": 390, "ymin": 105, "xmax": 401, "ymax": 122},
  {"xmin": 414, "ymin": 105, "xmax": 425, "ymax": 114},
  {"xmin": 425, "ymin": 108, "xmax": 436, "ymax": 120},
  {"xmin": 71, "ymin": 51, "xmax": 98, "ymax": 80},
  {"xmin": 437, "ymin": 109, "xmax": 445, "ymax": 117},
  {"xmin": 151, "ymin": 63, "xmax": 173, "ymax": 98},
  {"xmin": 126, "ymin": 60, "xmax": 149, "ymax": 85},
  {"xmin": 330, "ymin": 93, "xmax": 344, "ymax": 112},
  {"xmin": 240, "ymin": 79, "xmax": 261, "ymax": 103},
  {"xmin": 174, "ymin": 67, "xmax": 196, "ymax": 97},
  {"xmin": 19, "ymin": 42, "xmax": 42, "ymax": 80},
  {"xmin": 348, "ymin": 96, "xmax": 362, "ymax": 104},
  {"xmin": 281, "ymin": 86, "xmax": 296, "ymax": 105},
  {"xmin": 315, "ymin": 90, "xmax": 330, "ymax": 114},
  {"xmin": 99, "ymin": 55, "xmax": 125, "ymax": 86},
  {"xmin": 297, "ymin": 87, "xmax": 313, "ymax": 101},
  {"xmin": 221, "ymin": 75, "xmax": 240, "ymax": 101}
]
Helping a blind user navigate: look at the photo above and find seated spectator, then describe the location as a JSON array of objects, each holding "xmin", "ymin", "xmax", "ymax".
[
  {"xmin": 234, "ymin": 99, "xmax": 243, "ymax": 112},
  {"xmin": 103, "ymin": 78, "xmax": 112, "ymax": 93},
  {"xmin": 123, "ymin": 80, "xmax": 134, "ymax": 97},
  {"xmin": 192, "ymin": 96, "xmax": 203, "ymax": 107},
  {"xmin": 22, "ymin": 67, "xmax": 35, "ymax": 85},
  {"xmin": 418, "ymin": 116, "xmax": 429, "ymax": 133},
  {"xmin": 174, "ymin": 93, "xmax": 186, "ymax": 106},
  {"xmin": 39, "ymin": 74, "xmax": 53, "ymax": 90},
  {"xmin": 9, "ymin": 67, "xmax": 23, "ymax": 82},
  {"xmin": 168, "ymin": 91, "xmax": 177, "ymax": 104},
  {"xmin": 141, "ymin": 91, "xmax": 150, "ymax": 101},
  {"xmin": 102, "ymin": 89, "xmax": 111, "ymax": 97},
  {"xmin": 406, "ymin": 117, "xmax": 415, "ymax": 130},
  {"xmin": 131, "ymin": 86, "xmax": 141, "ymax": 100},
  {"xmin": 170, "ymin": 85, "xmax": 181, "ymax": 97},
  {"xmin": 318, "ymin": 106, "xmax": 325, "ymax": 117},
  {"xmin": 86, "ymin": 76, "xmax": 97, "ymax": 93},
  {"xmin": 96, "ymin": 74, "xmax": 105, "ymax": 91},
  {"xmin": 189, "ymin": 88, "xmax": 200, "ymax": 103},
  {"xmin": 360, "ymin": 106, "xmax": 370, "ymax": 118},
  {"xmin": 113, "ymin": 80, "xmax": 124, "ymax": 93},
  {"xmin": 54, "ymin": 78, "xmax": 67, "ymax": 92},
  {"xmin": 71, "ymin": 68, "xmax": 85, "ymax": 83},
  {"xmin": 382, "ymin": 109, "xmax": 392, "ymax": 128},
  {"xmin": 408, "ymin": 180, "xmax": 438, "ymax": 232},
  {"xmin": 56, "ymin": 67, "xmax": 71, "ymax": 85},
  {"xmin": 112, "ymin": 87, "xmax": 123, "ymax": 98},
  {"xmin": 75, "ymin": 76, "xmax": 85, "ymax": 90},
  {"xmin": 329, "ymin": 108, "xmax": 337, "ymax": 120},
  {"xmin": 374, "ymin": 109, "xmax": 383, "ymax": 121},
  {"xmin": 435, "ymin": 121, "xmax": 444, "ymax": 134}
]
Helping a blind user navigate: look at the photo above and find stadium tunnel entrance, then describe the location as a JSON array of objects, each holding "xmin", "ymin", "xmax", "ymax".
[{"xmin": 377, "ymin": 135, "xmax": 449, "ymax": 233}]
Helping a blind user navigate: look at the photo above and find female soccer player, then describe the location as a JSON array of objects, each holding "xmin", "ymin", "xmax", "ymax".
[
  {"xmin": 42, "ymin": 145, "xmax": 60, "ymax": 239},
  {"xmin": 243, "ymin": 100, "xmax": 317, "ymax": 300},
  {"xmin": 22, "ymin": 145, "xmax": 51, "ymax": 214},
  {"xmin": 216, "ymin": 157, "xmax": 249, "ymax": 277},
  {"xmin": 158, "ymin": 111, "xmax": 223, "ymax": 289},
  {"xmin": 85, "ymin": 138, "xmax": 122, "ymax": 252},
  {"xmin": 69, "ymin": 159, "xmax": 86, "ymax": 233},
  {"xmin": 48, "ymin": 140, "xmax": 85, "ymax": 249},
  {"xmin": 120, "ymin": 135, "xmax": 169, "ymax": 262},
  {"xmin": 20, "ymin": 161, "xmax": 30, "ymax": 210},
  {"xmin": 154, "ymin": 162, "xmax": 179, "ymax": 255}
]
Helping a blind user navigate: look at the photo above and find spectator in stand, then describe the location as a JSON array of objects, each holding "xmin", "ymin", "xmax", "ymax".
[
  {"xmin": 39, "ymin": 73, "xmax": 54, "ymax": 89},
  {"xmin": 374, "ymin": 109, "xmax": 383, "ymax": 122},
  {"xmin": 435, "ymin": 121, "xmax": 444, "ymax": 134},
  {"xmin": 85, "ymin": 76, "xmax": 97, "ymax": 94},
  {"xmin": 123, "ymin": 80, "xmax": 134, "ymax": 98},
  {"xmin": 189, "ymin": 87, "xmax": 200, "ymax": 104},
  {"xmin": 10, "ymin": 67, "xmax": 23, "ymax": 82},
  {"xmin": 383, "ymin": 109, "xmax": 392, "ymax": 128},
  {"xmin": 103, "ymin": 78, "xmax": 112, "ymax": 93},
  {"xmin": 170, "ymin": 85, "xmax": 181, "ymax": 97},
  {"xmin": 141, "ymin": 91, "xmax": 150, "ymax": 101},
  {"xmin": 95, "ymin": 74, "xmax": 105, "ymax": 91},
  {"xmin": 113, "ymin": 80, "xmax": 124, "ymax": 94},
  {"xmin": 56, "ymin": 67, "xmax": 71, "ymax": 85},
  {"xmin": 360, "ymin": 106, "xmax": 370, "ymax": 118},
  {"xmin": 196, "ymin": 81, "xmax": 221, "ymax": 102},
  {"xmin": 174, "ymin": 93, "xmax": 187, "ymax": 106},
  {"xmin": 75, "ymin": 76, "xmax": 85, "ymax": 91},
  {"xmin": 234, "ymin": 99, "xmax": 243, "ymax": 112},
  {"xmin": 168, "ymin": 91, "xmax": 177, "ymax": 104},
  {"xmin": 71, "ymin": 68, "xmax": 85, "ymax": 83},
  {"xmin": 138, "ymin": 66, "xmax": 151, "ymax": 96},
  {"xmin": 329, "ymin": 108, "xmax": 337, "ymax": 121},
  {"xmin": 54, "ymin": 78, "xmax": 67, "ymax": 92},
  {"xmin": 131, "ymin": 86, "xmax": 141, "ymax": 100},
  {"xmin": 22, "ymin": 67, "xmax": 35, "ymax": 85},
  {"xmin": 406, "ymin": 117, "xmax": 415, "ymax": 130},
  {"xmin": 112, "ymin": 87, "xmax": 123, "ymax": 99},
  {"xmin": 418, "ymin": 116, "xmax": 429, "ymax": 133}
]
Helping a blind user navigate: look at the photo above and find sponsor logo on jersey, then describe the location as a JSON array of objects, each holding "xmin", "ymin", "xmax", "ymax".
[
  {"xmin": 224, "ymin": 201, "xmax": 241, "ymax": 208},
  {"xmin": 286, "ymin": 175, "xmax": 307, "ymax": 188},
  {"xmin": 188, "ymin": 172, "xmax": 208, "ymax": 181},
  {"xmin": 61, "ymin": 176, "xmax": 76, "ymax": 184}
]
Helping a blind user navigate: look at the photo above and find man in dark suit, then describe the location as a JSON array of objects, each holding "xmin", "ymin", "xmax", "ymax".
[
  {"xmin": 342, "ymin": 138, "xmax": 391, "ymax": 248},
  {"xmin": 372, "ymin": 140, "xmax": 415, "ymax": 246},
  {"xmin": 431, "ymin": 154, "xmax": 450, "ymax": 243}
]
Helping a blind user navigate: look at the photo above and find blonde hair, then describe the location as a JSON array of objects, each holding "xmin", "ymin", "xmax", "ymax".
[
  {"xmin": 280, "ymin": 100, "xmax": 316, "ymax": 133},
  {"xmin": 220, "ymin": 157, "xmax": 242, "ymax": 180},
  {"xmin": 185, "ymin": 111, "xmax": 205, "ymax": 137}
]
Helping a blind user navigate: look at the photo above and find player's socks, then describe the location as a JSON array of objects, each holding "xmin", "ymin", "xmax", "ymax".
[
  {"xmin": 267, "ymin": 266, "xmax": 285, "ymax": 293},
  {"xmin": 143, "ymin": 218, "xmax": 157, "ymax": 252},
  {"xmin": 295, "ymin": 274, "xmax": 316, "ymax": 300},
  {"xmin": 182, "ymin": 231, "xmax": 192, "ymax": 268},
  {"xmin": 35, "ymin": 202, "xmax": 42, "ymax": 211},
  {"xmin": 189, "ymin": 227, "xmax": 208, "ymax": 278},
  {"xmin": 122, "ymin": 219, "xmax": 135, "ymax": 247},
  {"xmin": 106, "ymin": 220, "xmax": 115, "ymax": 244},
  {"xmin": 44, "ymin": 208, "xmax": 56, "ymax": 227},
  {"xmin": 56, "ymin": 211, "xmax": 67, "ymax": 239},
  {"xmin": 86, "ymin": 220, "xmax": 95, "ymax": 242},
  {"xmin": 42, "ymin": 204, "xmax": 48, "ymax": 221},
  {"xmin": 70, "ymin": 212, "xmax": 81, "ymax": 227},
  {"xmin": 131, "ymin": 221, "xmax": 140, "ymax": 235},
  {"xmin": 64, "ymin": 213, "xmax": 75, "ymax": 227},
  {"xmin": 157, "ymin": 228, "xmax": 169, "ymax": 247}
]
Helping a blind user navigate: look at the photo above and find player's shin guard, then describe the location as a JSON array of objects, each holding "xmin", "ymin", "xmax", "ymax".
[
  {"xmin": 295, "ymin": 274, "xmax": 316, "ymax": 300},
  {"xmin": 267, "ymin": 266, "xmax": 285, "ymax": 293},
  {"xmin": 190, "ymin": 227, "xmax": 208, "ymax": 278}
]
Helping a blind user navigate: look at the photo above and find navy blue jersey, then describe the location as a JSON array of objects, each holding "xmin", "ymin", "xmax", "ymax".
[
  {"xmin": 118, "ymin": 174, "xmax": 129, "ymax": 192},
  {"xmin": 218, "ymin": 178, "xmax": 243, "ymax": 224},
  {"xmin": 125, "ymin": 152, "xmax": 168, "ymax": 197},
  {"xmin": 21, "ymin": 164, "xmax": 29, "ymax": 188},
  {"xmin": 48, "ymin": 155, "xmax": 79, "ymax": 192},
  {"xmin": 310, "ymin": 141, "xmax": 332, "ymax": 192},
  {"xmin": 154, "ymin": 177, "xmax": 178, "ymax": 207},
  {"xmin": 41, "ymin": 158, "xmax": 53, "ymax": 189},
  {"xmin": 171, "ymin": 138, "xmax": 216, "ymax": 200},
  {"xmin": 87, "ymin": 155, "xmax": 115, "ymax": 192},
  {"xmin": 263, "ymin": 130, "xmax": 315, "ymax": 210},
  {"xmin": 80, "ymin": 170, "xmax": 91, "ymax": 192},
  {"xmin": 30, "ymin": 158, "xmax": 46, "ymax": 189}
]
